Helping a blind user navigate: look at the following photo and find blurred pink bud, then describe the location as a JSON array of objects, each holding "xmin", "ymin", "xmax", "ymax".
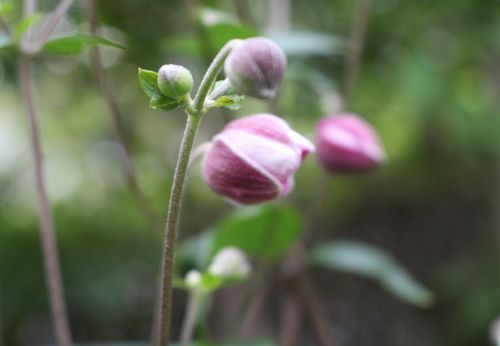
[
  {"xmin": 315, "ymin": 114, "xmax": 385, "ymax": 173},
  {"xmin": 224, "ymin": 37, "xmax": 287, "ymax": 99},
  {"xmin": 202, "ymin": 114, "xmax": 314, "ymax": 204}
]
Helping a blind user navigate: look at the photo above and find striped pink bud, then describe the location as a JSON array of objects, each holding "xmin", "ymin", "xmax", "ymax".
[{"xmin": 202, "ymin": 114, "xmax": 314, "ymax": 204}]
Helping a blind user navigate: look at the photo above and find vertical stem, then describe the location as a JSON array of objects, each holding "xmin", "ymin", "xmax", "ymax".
[
  {"xmin": 298, "ymin": 274, "xmax": 333, "ymax": 346},
  {"xmin": 342, "ymin": 0, "xmax": 373, "ymax": 109},
  {"xmin": 267, "ymin": 0, "xmax": 291, "ymax": 31},
  {"xmin": 180, "ymin": 291, "xmax": 203, "ymax": 346},
  {"xmin": 155, "ymin": 114, "xmax": 201, "ymax": 346},
  {"xmin": 155, "ymin": 39, "xmax": 236, "ymax": 346},
  {"xmin": 233, "ymin": 0, "xmax": 255, "ymax": 27},
  {"xmin": 279, "ymin": 283, "xmax": 303, "ymax": 346},
  {"xmin": 83, "ymin": 0, "xmax": 162, "ymax": 231},
  {"xmin": 18, "ymin": 55, "xmax": 73, "ymax": 346},
  {"xmin": 22, "ymin": 0, "xmax": 75, "ymax": 54}
]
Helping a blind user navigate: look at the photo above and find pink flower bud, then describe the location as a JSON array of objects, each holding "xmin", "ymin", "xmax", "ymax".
[
  {"xmin": 202, "ymin": 114, "xmax": 314, "ymax": 204},
  {"xmin": 315, "ymin": 114, "xmax": 385, "ymax": 173},
  {"xmin": 224, "ymin": 37, "xmax": 287, "ymax": 99}
]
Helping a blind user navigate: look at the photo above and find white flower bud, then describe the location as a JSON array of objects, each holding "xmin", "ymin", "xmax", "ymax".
[
  {"xmin": 185, "ymin": 270, "xmax": 202, "ymax": 288},
  {"xmin": 208, "ymin": 247, "xmax": 251, "ymax": 279}
]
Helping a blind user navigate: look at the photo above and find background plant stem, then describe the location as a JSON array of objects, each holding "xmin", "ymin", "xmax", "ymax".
[
  {"xmin": 180, "ymin": 290, "xmax": 203, "ymax": 346},
  {"xmin": 342, "ymin": 0, "xmax": 373, "ymax": 108},
  {"xmin": 18, "ymin": 55, "xmax": 73, "ymax": 346},
  {"xmin": 83, "ymin": 0, "xmax": 162, "ymax": 231}
]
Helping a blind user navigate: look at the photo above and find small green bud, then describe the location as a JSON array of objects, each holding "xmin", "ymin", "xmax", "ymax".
[{"xmin": 157, "ymin": 64, "xmax": 193, "ymax": 98}]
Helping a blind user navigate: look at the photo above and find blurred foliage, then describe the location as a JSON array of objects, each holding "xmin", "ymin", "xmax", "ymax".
[{"xmin": 0, "ymin": 0, "xmax": 499, "ymax": 345}]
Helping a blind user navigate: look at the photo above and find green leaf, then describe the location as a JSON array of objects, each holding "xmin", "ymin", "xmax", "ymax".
[
  {"xmin": 0, "ymin": 2, "xmax": 13, "ymax": 15},
  {"xmin": 138, "ymin": 68, "xmax": 182, "ymax": 111},
  {"xmin": 213, "ymin": 95, "xmax": 244, "ymax": 110},
  {"xmin": 197, "ymin": 7, "xmax": 257, "ymax": 55},
  {"xmin": 310, "ymin": 240, "xmax": 435, "ymax": 307},
  {"xmin": 42, "ymin": 34, "xmax": 125, "ymax": 55},
  {"xmin": 211, "ymin": 205, "xmax": 303, "ymax": 262},
  {"xmin": 149, "ymin": 94, "xmax": 181, "ymax": 111},
  {"xmin": 138, "ymin": 68, "xmax": 162, "ymax": 99},
  {"xmin": 179, "ymin": 231, "xmax": 215, "ymax": 269},
  {"xmin": 209, "ymin": 80, "xmax": 245, "ymax": 110},
  {"xmin": 14, "ymin": 13, "xmax": 41, "ymax": 41}
]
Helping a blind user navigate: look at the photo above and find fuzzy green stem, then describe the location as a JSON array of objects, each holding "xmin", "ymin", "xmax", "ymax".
[
  {"xmin": 155, "ymin": 40, "xmax": 237, "ymax": 346},
  {"xmin": 192, "ymin": 40, "xmax": 240, "ymax": 111}
]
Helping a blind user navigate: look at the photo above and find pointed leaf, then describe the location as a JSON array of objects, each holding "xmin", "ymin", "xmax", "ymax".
[
  {"xmin": 42, "ymin": 34, "xmax": 125, "ymax": 55},
  {"xmin": 149, "ymin": 94, "xmax": 181, "ymax": 111},
  {"xmin": 213, "ymin": 95, "xmax": 244, "ymax": 110},
  {"xmin": 138, "ymin": 68, "xmax": 162, "ymax": 99},
  {"xmin": 14, "ymin": 13, "xmax": 41, "ymax": 40},
  {"xmin": 310, "ymin": 240, "xmax": 435, "ymax": 307}
]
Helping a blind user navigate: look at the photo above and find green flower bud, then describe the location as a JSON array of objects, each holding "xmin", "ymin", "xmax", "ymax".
[{"xmin": 157, "ymin": 64, "xmax": 193, "ymax": 98}]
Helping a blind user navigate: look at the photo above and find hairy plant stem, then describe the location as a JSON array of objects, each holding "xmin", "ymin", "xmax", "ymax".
[
  {"xmin": 155, "ymin": 40, "xmax": 237, "ymax": 346},
  {"xmin": 18, "ymin": 55, "xmax": 73, "ymax": 346}
]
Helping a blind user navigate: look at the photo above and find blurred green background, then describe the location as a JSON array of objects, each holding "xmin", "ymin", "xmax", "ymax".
[{"xmin": 0, "ymin": 0, "xmax": 499, "ymax": 345}]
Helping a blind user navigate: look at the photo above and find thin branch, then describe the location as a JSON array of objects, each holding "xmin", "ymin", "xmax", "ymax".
[
  {"xmin": 238, "ymin": 267, "xmax": 272, "ymax": 339},
  {"xmin": 342, "ymin": 0, "xmax": 373, "ymax": 109},
  {"xmin": 23, "ymin": 0, "xmax": 37, "ymax": 17},
  {"xmin": 298, "ymin": 274, "xmax": 333, "ymax": 346},
  {"xmin": 0, "ymin": 16, "xmax": 10, "ymax": 36},
  {"xmin": 267, "ymin": 0, "xmax": 291, "ymax": 31},
  {"xmin": 21, "ymin": 0, "xmax": 75, "ymax": 54},
  {"xmin": 233, "ymin": 0, "xmax": 255, "ymax": 27},
  {"xmin": 180, "ymin": 291, "xmax": 203, "ymax": 346},
  {"xmin": 279, "ymin": 282, "xmax": 304, "ymax": 346},
  {"xmin": 83, "ymin": 0, "xmax": 162, "ymax": 231},
  {"xmin": 282, "ymin": 244, "xmax": 334, "ymax": 346},
  {"xmin": 18, "ymin": 54, "xmax": 73, "ymax": 346}
]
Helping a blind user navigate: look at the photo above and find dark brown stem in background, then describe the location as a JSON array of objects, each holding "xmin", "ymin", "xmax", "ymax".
[
  {"xmin": 238, "ymin": 267, "xmax": 273, "ymax": 339},
  {"xmin": 233, "ymin": 0, "xmax": 255, "ymax": 27},
  {"xmin": 279, "ymin": 282, "xmax": 303, "ymax": 346},
  {"xmin": 267, "ymin": 0, "xmax": 291, "ymax": 31},
  {"xmin": 83, "ymin": 0, "xmax": 162, "ymax": 231},
  {"xmin": 18, "ymin": 55, "xmax": 73, "ymax": 346},
  {"xmin": 283, "ymin": 244, "xmax": 333, "ymax": 346},
  {"xmin": 298, "ymin": 274, "xmax": 333, "ymax": 346},
  {"xmin": 0, "ymin": 16, "xmax": 10, "ymax": 36},
  {"xmin": 342, "ymin": 0, "xmax": 373, "ymax": 109}
]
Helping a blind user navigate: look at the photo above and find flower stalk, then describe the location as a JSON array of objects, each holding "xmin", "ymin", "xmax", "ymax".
[{"xmin": 155, "ymin": 40, "xmax": 239, "ymax": 346}]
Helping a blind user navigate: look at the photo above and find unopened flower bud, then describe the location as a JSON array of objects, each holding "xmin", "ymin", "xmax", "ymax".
[
  {"xmin": 208, "ymin": 247, "xmax": 251, "ymax": 279},
  {"xmin": 315, "ymin": 114, "xmax": 385, "ymax": 173},
  {"xmin": 185, "ymin": 270, "xmax": 202, "ymax": 288},
  {"xmin": 224, "ymin": 37, "xmax": 287, "ymax": 99},
  {"xmin": 202, "ymin": 114, "xmax": 314, "ymax": 204},
  {"xmin": 157, "ymin": 64, "xmax": 193, "ymax": 98}
]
